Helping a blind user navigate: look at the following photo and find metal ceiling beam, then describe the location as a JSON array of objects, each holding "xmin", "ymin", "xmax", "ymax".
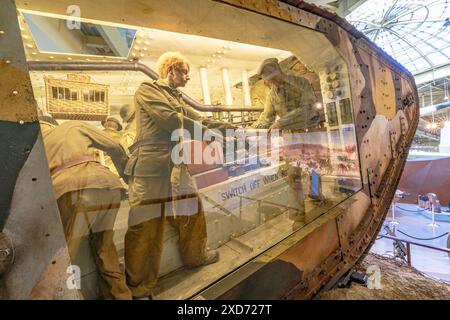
[
  {"xmin": 341, "ymin": 0, "xmax": 368, "ymax": 17},
  {"xmin": 386, "ymin": 27, "xmax": 434, "ymax": 69},
  {"xmin": 414, "ymin": 63, "xmax": 450, "ymax": 84},
  {"xmin": 97, "ymin": 25, "xmax": 130, "ymax": 57},
  {"xmin": 390, "ymin": 18, "xmax": 447, "ymax": 25}
]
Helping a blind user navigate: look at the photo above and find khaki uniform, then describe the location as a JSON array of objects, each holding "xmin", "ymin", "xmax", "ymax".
[
  {"xmin": 251, "ymin": 74, "xmax": 319, "ymax": 227},
  {"xmin": 120, "ymin": 120, "xmax": 136, "ymax": 152},
  {"xmin": 251, "ymin": 74, "xmax": 318, "ymax": 130},
  {"xmin": 42, "ymin": 121, "xmax": 131, "ymax": 300},
  {"xmin": 102, "ymin": 128, "xmax": 123, "ymax": 176},
  {"xmin": 124, "ymin": 79, "xmax": 233, "ymax": 298}
]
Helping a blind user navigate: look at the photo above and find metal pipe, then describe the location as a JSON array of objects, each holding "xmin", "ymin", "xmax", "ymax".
[
  {"xmin": 221, "ymin": 68, "xmax": 233, "ymax": 106},
  {"xmin": 406, "ymin": 242, "xmax": 411, "ymax": 266},
  {"xmin": 27, "ymin": 61, "xmax": 263, "ymax": 113},
  {"xmin": 241, "ymin": 70, "xmax": 252, "ymax": 107},
  {"xmin": 199, "ymin": 67, "xmax": 211, "ymax": 106}
]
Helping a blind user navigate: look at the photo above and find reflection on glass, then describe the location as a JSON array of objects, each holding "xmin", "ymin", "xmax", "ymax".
[
  {"xmin": 326, "ymin": 102, "xmax": 338, "ymax": 126},
  {"xmin": 23, "ymin": 12, "xmax": 137, "ymax": 57},
  {"xmin": 340, "ymin": 98, "xmax": 353, "ymax": 124},
  {"xmin": 31, "ymin": 7, "xmax": 362, "ymax": 300}
]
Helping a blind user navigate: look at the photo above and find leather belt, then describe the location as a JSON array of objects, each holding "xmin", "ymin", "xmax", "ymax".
[
  {"xmin": 128, "ymin": 139, "xmax": 172, "ymax": 154},
  {"xmin": 50, "ymin": 155, "xmax": 98, "ymax": 176}
]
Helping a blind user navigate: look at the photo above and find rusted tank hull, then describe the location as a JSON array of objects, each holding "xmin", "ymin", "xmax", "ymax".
[{"xmin": 0, "ymin": 0, "xmax": 419, "ymax": 299}]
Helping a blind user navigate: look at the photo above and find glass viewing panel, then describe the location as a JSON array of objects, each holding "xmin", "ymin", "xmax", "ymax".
[
  {"xmin": 23, "ymin": 12, "xmax": 137, "ymax": 58},
  {"xmin": 27, "ymin": 6, "xmax": 362, "ymax": 300}
]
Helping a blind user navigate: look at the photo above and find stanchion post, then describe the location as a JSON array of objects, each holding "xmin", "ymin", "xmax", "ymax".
[
  {"xmin": 406, "ymin": 242, "xmax": 411, "ymax": 266},
  {"xmin": 428, "ymin": 203, "xmax": 439, "ymax": 228},
  {"xmin": 389, "ymin": 201, "xmax": 399, "ymax": 226}
]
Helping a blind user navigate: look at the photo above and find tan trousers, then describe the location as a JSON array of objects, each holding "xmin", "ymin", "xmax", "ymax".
[
  {"xmin": 57, "ymin": 188, "xmax": 131, "ymax": 300},
  {"xmin": 124, "ymin": 167, "xmax": 208, "ymax": 298}
]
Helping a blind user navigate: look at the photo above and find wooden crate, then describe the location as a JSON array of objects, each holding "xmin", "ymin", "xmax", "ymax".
[{"xmin": 45, "ymin": 74, "xmax": 109, "ymax": 121}]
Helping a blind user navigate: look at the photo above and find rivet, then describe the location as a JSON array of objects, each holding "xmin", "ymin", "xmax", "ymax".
[
  {"xmin": 19, "ymin": 120, "xmax": 24, "ymax": 124},
  {"xmin": 6, "ymin": 60, "xmax": 11, "ymax": 64},
  {"xmin": 0, "ymin": 30, "xmax": 4, "ymax": 35},
  {"xmin": 13, "ymin": 90, "xmax": 18, "ymax": 95}
]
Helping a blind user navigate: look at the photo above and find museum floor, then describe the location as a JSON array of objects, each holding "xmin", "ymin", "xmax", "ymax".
[{"xmin": 370, "ymin": 203, "xmax": 450, "ymax": 283}]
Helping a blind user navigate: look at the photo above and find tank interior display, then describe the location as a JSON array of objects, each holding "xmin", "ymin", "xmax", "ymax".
[{"xmin": 0, "ymin": 0, "xmax": 420, "ymax": 300}]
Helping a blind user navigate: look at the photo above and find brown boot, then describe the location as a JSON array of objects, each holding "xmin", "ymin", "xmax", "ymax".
[
  {"xmin": 203, "ymin": 250, "xmax": 219, "ymax": 265},
  {"xmin": 187, "ymin": 250, "xmax": 219, "ymax": 268}
]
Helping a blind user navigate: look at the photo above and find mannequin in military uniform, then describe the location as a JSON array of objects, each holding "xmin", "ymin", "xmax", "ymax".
[
  {"xmin": 101, "ymin": 115, "xmax": 123, "ymax": 176},
  {"xmin": 251, "ymin": 58, "xmax": 319, "ymax": 131},
  {"xmin": 251, "ymin": 58, "xmax": 321, "ymax": 229},
  {"xmin": 39, "ymin": 118, "xmax": 131, "ymax": 300},
  {"xmin": 124, "ymin": 52, "xmax": 235, "ymax": 299},
  {"xmin": 119, "ymin": 104, "xmax": 137, "ymax": 151}
]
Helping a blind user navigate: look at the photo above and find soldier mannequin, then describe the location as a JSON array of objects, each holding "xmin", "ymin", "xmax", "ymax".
[
  {"xmin": 39, "ymin": 118, "xmax": 131, "ymax": 300},
  {"xmin": 251, "ymin": 58, "xmax": 319, "ymax": 131},
  {"xmin": 101, "ymin": 116, "xmax": 123, "ymax": 176},
  {"xmin": 252, "ymin": 58, "xmax": 320, "ymax": 229},
  {"xmin": 124, "ymin": 52, "xmax": 235, "ymax": 299},
  {"xmin": 119, "ymin": 104, "xmax": 137, "ymax": 152}
]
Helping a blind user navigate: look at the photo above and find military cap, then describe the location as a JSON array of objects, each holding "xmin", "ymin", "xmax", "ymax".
[
  {"xmin": 101, "ymin": 116, "xmax": 123, "ymax": 131},
  {"xmin": 257, "ymin": 58, "xmax": 281, "ymax": 79},
  {"xmin": 119, "ymin": 104, "xmax": 136, "ymax": 123}
]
